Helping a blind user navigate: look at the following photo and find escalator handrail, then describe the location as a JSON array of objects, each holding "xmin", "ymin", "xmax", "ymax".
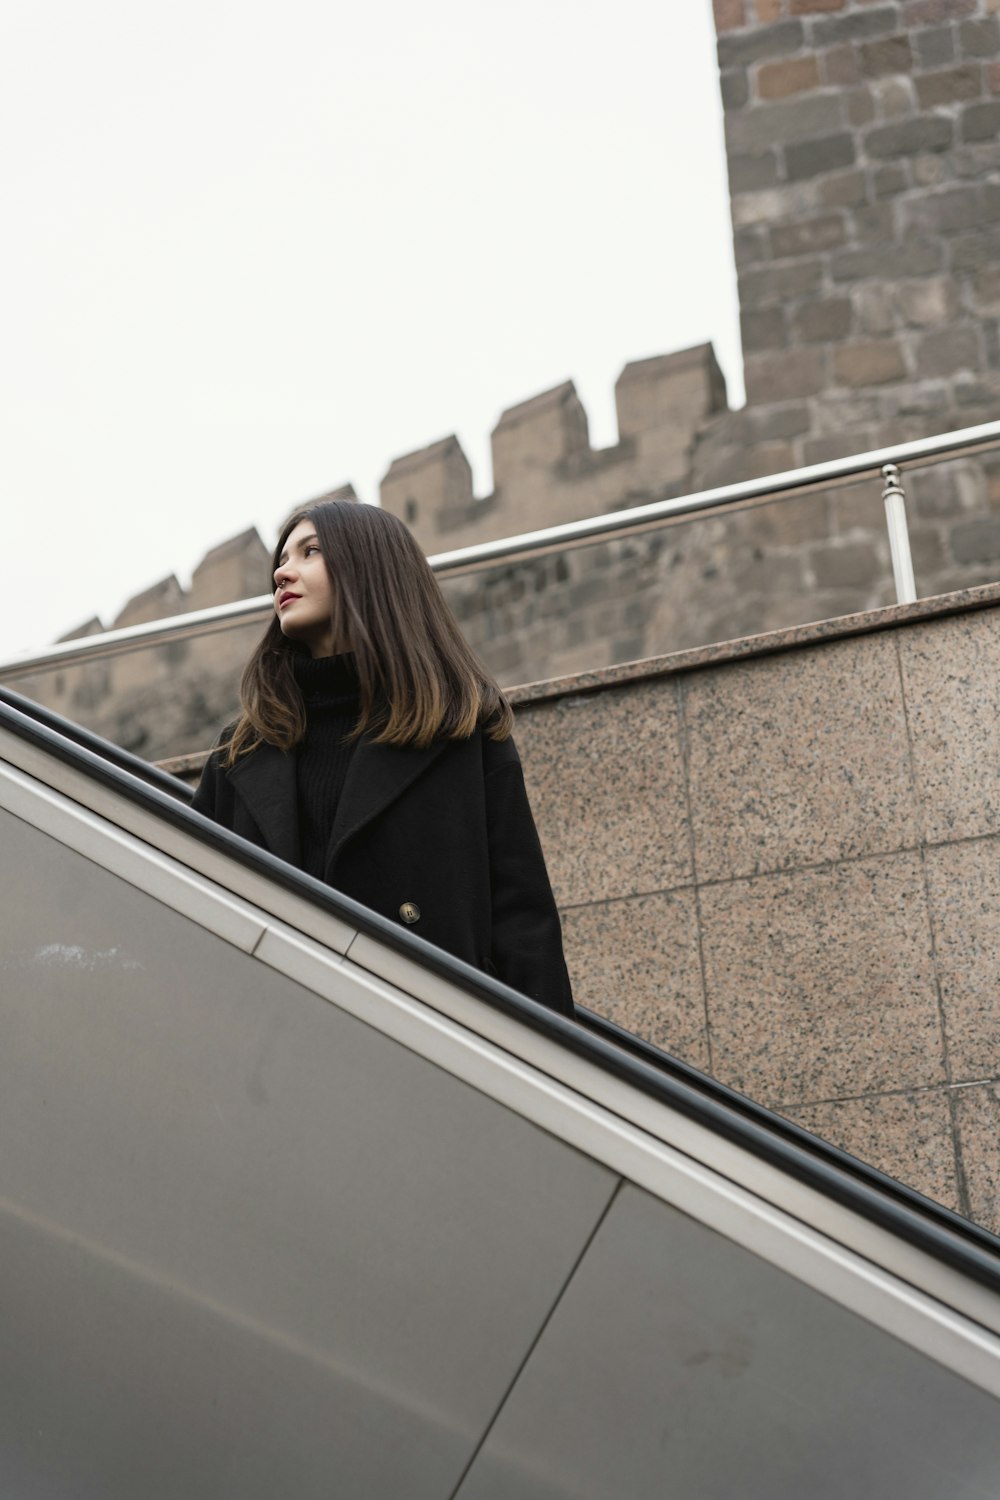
[
  {"xmin": 0, "ymin": 686, "xmax": 193, "ymax": 803},
  {"xmin": 2, "ymin": 687, "xmax": 1000, "ymax": 1297}
]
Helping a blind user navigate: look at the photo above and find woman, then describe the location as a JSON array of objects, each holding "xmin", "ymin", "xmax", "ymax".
[{"xmin": 192, "ymin": 499, "xmax": 574, "ymax": 1018}]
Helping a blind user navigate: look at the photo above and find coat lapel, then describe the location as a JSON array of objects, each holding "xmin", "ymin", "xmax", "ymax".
[
  {"xmin": 227, "ymin": 741, "xmax": 301, "ymax": 866},
  {"xmin": 326, "ymin": 733, "xmax": 448, "ymax": 869}
]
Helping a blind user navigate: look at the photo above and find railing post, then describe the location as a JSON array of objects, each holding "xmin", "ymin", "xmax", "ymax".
[{"xmin": 882, "ymin": 463, "xmax": 917, "ymax": 606}]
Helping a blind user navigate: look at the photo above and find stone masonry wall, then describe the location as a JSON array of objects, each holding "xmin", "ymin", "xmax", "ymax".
[{"xmin": 7, "ymin": 0, "xmax": 1000, "ymax": 757}]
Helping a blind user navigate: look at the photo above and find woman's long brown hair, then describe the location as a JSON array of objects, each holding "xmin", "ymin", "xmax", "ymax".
[{"xmin": 222, "ymin": 500, "xmax": 513, "ymax": 764}]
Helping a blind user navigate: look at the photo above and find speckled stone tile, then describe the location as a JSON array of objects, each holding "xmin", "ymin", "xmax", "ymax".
[
  {"xmin": 683, "ymin": 633, "xmax": 919, "ymax": 884},
  {"xmin": 784, "ymin": 1090, "xmax": 961, "ymax": 1213},
  {"xmin": 514, "ymin": 679, "xmax": 691, "ymax": 908},
  {"xmin": 561, "ymin": 889, "xmax": 708, "ymax": 1071},
  {"xmin": 924, "ymin": 839, "xmax": 1000, "ymax": 1082},
  {"xmin": 506, "ymin": 582, "xmax": 1000, "ymax": 709},
  {"xmin": 898, "ymin": 610, "xmax": 1000, "ymax": 845},
  {"xmin": 953, "ymin": 1084, "xmax": 1000, "ymax": 1238},
  {"xmin": 701, "ymin": 853, "xmax": 945, "ymax": 1108}
]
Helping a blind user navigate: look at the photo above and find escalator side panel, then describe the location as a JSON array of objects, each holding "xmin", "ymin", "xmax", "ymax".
[
  {"xmin": 459, "ymin": 1182, "xmax": 1000, "ymax": 1500},
  {"xmin": 0, "ymin": 804, "xmax": 618, "ymax": 1499}
]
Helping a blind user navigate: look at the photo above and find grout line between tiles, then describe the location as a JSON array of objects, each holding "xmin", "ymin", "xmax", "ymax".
[
  {"xmin": 676, "ymin": 675, "xmax": 714, "ymax": 1076},
  {"xmin": 773, "ymin": 1075, "xmax": 1000, "ymax": 1114}
]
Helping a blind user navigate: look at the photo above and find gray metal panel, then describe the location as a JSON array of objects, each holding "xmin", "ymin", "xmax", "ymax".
[
  {"xmin": 0, "ymin": 806, "xmax": 618, "ymax": 1498},
  {"xmin": 459, "ymin": 1183, "xmax": 1000, "ymax": 1500}
]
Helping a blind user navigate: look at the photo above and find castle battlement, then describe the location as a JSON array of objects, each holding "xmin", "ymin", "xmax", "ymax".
[{"xmin": 380, "ymin": 343, "xmax": 728, "ymax": 553}]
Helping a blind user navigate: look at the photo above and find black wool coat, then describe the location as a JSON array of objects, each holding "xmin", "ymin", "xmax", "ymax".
[{"xmin": 191, "ymin": 726, "xmax": 575, "ymax": 1018}]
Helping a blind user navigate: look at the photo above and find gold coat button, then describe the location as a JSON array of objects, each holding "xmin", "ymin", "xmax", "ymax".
[{"xmin": 399, "ymin": 901, "xmax": 421, "ymax": 924}]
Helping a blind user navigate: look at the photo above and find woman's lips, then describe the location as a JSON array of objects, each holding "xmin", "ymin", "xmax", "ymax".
[{"xmin": 279, "ymin": 593, "xmax": 301, "ymax": 609}]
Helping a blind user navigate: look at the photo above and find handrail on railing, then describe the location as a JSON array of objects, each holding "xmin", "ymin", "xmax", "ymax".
[{"xmin": 3, "ymin": 419, "xmax": 1000, "ymax": 681}]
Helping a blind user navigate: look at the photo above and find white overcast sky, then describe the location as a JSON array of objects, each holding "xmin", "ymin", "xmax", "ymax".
[{"xmin": 1, "ymin": 0, "xmax": 741, "ymax": 662}]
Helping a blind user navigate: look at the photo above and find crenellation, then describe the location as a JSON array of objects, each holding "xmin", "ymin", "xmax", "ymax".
[
  {"xmin": 113, "ymin": 574, "xmax": 187, "ymax": 629},
  {"xmin": 380, "ymin": 434, "xmax": 476, "ymax": 553}
]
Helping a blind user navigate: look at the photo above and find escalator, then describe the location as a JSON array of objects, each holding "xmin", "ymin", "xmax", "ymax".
[{"xmin": 2, "ymin": 685, "xmax": 1000, "ymax": 1499}]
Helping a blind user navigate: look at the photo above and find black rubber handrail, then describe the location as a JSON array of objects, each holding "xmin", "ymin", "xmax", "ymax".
[
  {"xmin": 0, "ymin": 685, "xmax": 193, "ymax": 802},
  {"xmin": 2, "ymin": 687, "xmax": 1000, "ymax": 1298}
]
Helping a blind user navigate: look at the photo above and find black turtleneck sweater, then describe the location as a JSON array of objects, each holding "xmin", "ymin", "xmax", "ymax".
[{"xmin": 293, "ymin": 652, "xmax": 362, "ymax": 878}]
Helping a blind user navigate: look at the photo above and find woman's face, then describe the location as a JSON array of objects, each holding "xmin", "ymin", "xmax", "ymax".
[{"xmin": 273, "ymin": 518, "xmax": 336, "ymax": 657}]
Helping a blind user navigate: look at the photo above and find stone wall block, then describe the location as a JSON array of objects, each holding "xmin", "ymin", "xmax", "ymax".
[
  {"xmin": 962, "ymin": 100, "xmax": 1000, "ymax": 141},
  {"xmin": 851, "ymin": 201, "xmax": 896, "ymax": 242},
  {"xmin": 795, "ymin": 297, "xmax": 853, "ymax": 342},
  {"xmin": 834, "ymin": 338, "xmax": 907, "ymax": 386},
  {"xmin": 873, "ymin": 162, "xmax": 910, "ymax": 196},
  {"xmin": 895, "ymin": 276, "xmax": 958, "ymax": 327},
  {"xmin": 950, "ymin": 516, "xmax": 1000, "ymax": 565},
  {"xmin": 784, "ymin": 131, "xmax": 856, "ymax": 180},
  {"xmin": 864, "ymin": 115, "xmax": 952, "ymax": 156},
  {"xmin": 819, "ymin": 168, "xmax": 869, "ymax": 206},
  {"xmin": 732, "ymin": 186, "xmax": 801, "ymax": 228},
  {"xmin": 903, "ymin": 0, "xmax": 976, "ymax": 24},
  {"xmin": 729, "ymin": 150, "xmax": 781, "ymax": 192},
  {"xmin": 721, "ymin": 68, "xmax": 750, "ymax": 110},
  {"xmin": 717, "ymin": 18, "xmax": 804, "ymax": 67},
  {"xmin": 732, "ymin": 225, "xmax": 769, "ymax": 265},
  {"xmin": 948, "ymin": 227, "xmax": 1000, "ymax": 272},
  {"xmin": 858, "ymin": 33, "xmax": 915, "ymax": 75},
  {"xmin": 846, "ymin": 86, "xmax": 878, "ymax": 125},
  {"xmin": 831, "ymin": 238, "xmax": 944, "ymax": 280},
  {"xmin": 757, "ymin": 54, "xmax": 821, "ymax": 98},
  {"xmin": 913, "ymin": 24, "xmax": 956, "ymax": 69},
  {"xmin": 904, "ymin": 183, "xmax": 1000, "ymax": 235},
  {"xmin": 740, "ymin": 306, "xmax": 789, "ymax": 350},
  {"xmin": 808, "ymin": 539, "xmax": 884, "ymax": 588},
  {"xmin": 914, "ymin": 324, "xmax": 982, "ymax": 377},
  {"xmin": 713, "ymin": 0, "xmax": 747, "ymax": 31},
  {"xmin": 813, "ymin": 6, "xmax": 902, "ymax": 46},
  {"xmin": 770, "ymin": 211, "xmax": 847, "ymax": 256},
  {"xmin": 745, "ymin": 348, "xmax": 827, "ymax": 402},
  {"xmin": 790, "ymin": 0, "xmax": 848, "ymax": 13},
  {"xmin": 820, "ymin": 43, "xmax": 862, "ymax": 86},
  {"xmin": 738, "ymin": 408, "xmax": 808, "ymax": 449},
  {"xmin": 959, "ymin": 15, "xmax": 1000, "ymax": 58},
  {"xmin": 724, "ymin": 92, "xmax": 844, "ymax": 153},
  {"xmin": 908, "ymin": 525, "xmax": 948, "ymax": 578},
  {"xmin": 972, "ymin": 264, "xmax": 1000, "ymax": 311},
  {"xmin": 873, "ymin": 75, "xmax": 916, "ymax": 115},
  {"xmin": 912, "ymin": 152, "xmax": 946, "ymax": 186},
  {"xmin": 739, "ymin": 257, "xmax": 824, "ymax": 305},
  {"xmin": 952, "ymin": 140, "xmax": 1000, "ymax": 177},
  {"xmin": 914, "ymin": 63, "xmax": 983, "ymax": 106}
]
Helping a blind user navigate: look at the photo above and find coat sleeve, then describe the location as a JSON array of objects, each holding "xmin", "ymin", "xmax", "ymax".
[
  {"xmin": 190, "ymin": 725, "xmax": 237, "ymax": 827},
  {"xmin": 483, "ymin": 737, "xmax": 575, "ymax": 1018}
]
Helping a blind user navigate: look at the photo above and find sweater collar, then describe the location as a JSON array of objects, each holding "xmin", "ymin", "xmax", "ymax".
[{"xmin": 293, "ymin": 651, "xmax": 360, "ymax": 705}]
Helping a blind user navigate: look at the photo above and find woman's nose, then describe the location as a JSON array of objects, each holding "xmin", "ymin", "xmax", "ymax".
[{"xmin": 274, "ymin": 563, "xmax": 297, "ymax": 588}]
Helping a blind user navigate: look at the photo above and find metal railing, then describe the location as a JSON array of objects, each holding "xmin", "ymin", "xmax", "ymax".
[{"xmin": 2, "ymin": 418, "xmax": 999, "ymax": 681}]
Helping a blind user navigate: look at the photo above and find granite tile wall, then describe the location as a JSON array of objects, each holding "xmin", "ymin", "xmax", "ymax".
[{"xmin": 512, "ymin": 594, "xmax": 1000, "ymax": 1233}]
